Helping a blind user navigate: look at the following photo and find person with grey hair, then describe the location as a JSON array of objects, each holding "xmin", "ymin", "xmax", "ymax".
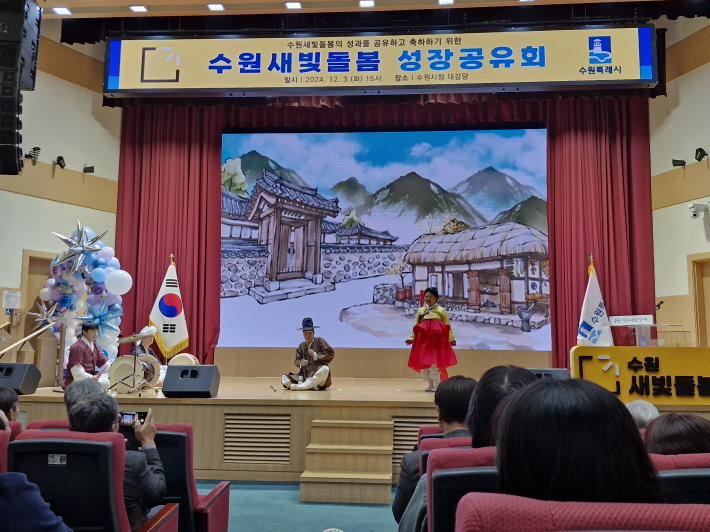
[
  {"xmin": 64, "ymin": 379, "xmax": 105, "ymax": 414},
  {"xmin": 68, "ymin": 394, "xmax": 166, "ymax": 532},
  {"xmin": 625, "ymin": 399, "xmax": 660, "ymax": 430}
]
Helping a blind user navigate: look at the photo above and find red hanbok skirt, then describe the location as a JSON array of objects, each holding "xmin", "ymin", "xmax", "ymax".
[{"xmin": 408, "ymin": 318, "xmax": 457, "ymax": 376}]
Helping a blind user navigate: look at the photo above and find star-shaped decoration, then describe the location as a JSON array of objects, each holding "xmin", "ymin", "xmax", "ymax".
[
  {"xmin": 27, "ymin": 301, "xmax": 65, "ymax": 331},
  {"xmin": 77, "ymin": 298, "xmax": 123, "ymax": 338},
  {"xmin": 53, "ymin": 220, "xmax": 108, "ymax": 275}
]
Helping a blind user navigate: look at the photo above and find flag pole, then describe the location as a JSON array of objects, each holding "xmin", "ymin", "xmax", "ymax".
[{"xmin": 170, "ymin": 254, "xmax": 176, "ymax": 268}]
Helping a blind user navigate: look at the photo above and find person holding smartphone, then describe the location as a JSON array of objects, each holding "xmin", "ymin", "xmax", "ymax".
[{"xmin": 68, "ymin": 395, "xmax": 166, "ymax": 532}]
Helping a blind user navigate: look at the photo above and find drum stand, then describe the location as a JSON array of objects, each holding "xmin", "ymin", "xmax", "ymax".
[{"xmin": 107, "ymin": 348, "xmax": 157, "ymax": 397}]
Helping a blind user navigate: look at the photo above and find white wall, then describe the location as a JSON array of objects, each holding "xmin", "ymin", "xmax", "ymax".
[
  {"xmin": 653, "ymin": 195, "xmax": 710, "ymax": 297},
  {"xmin": 654, "ymin": 15, "xmax": 710, "ymax": 47},
  {"xmin": 0, "ymin": 190, "xmax": 116, "ymax": 288},
  {"xmin": 20, "ymin": 71, "xmax": 122, "ymax": 179}
]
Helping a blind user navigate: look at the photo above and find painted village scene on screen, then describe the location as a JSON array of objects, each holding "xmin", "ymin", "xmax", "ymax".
[{"xmin": 218, "ymin": 130, "xmax": 550, "ymax": 351}]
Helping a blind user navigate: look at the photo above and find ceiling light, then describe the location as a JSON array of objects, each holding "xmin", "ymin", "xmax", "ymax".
[
  {"xmin": 519, "ymin": 0, "xmax": 534, "ymax": 3},
  {"xmin": 359, "ymin": 0, "xmax": 374, "ymax": 7},
  {"xmin": 439, "ymin": 0, "xmax": 454, "ymax": 4},
  {"xmin": 207, "ymin": 3, "xmax": 225, "ymax": 10},
  {"xmin": 52, "ymin": 7, "xmax": 72, "ymax": 15},
  {"xmin": 286, "ymin": 1, "xmax": 301, "ymax": 7},
  {"xmin": 129, "ymin": 5, "xmax": 148, "ymax": 11}
]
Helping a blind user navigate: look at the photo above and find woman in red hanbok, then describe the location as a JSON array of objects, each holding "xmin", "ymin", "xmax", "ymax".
[{"xmin": 405, "ymin": 287, "xmax": 457, "ymax": 391}]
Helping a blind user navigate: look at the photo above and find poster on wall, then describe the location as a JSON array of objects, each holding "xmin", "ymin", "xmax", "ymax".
[{"xmin": 218, "ymin": 129, "xmax": 550, "ymax": 350}]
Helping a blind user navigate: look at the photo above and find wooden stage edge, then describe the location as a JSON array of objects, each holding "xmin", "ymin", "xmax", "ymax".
[{"xmin": 18, "ymin": 377, "xmax": 707, "ymax": 483}]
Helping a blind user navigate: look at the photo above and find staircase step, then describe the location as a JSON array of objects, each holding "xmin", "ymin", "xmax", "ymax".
[
  {"xmin": 300, "ymin": 471, "xmax": 393, "ymax": 504},
  {"xmin": 300, "ymin": 471, "xmax": 393, "ymax": 483},
  {"xmin": 306, "ymin": 444, "xmax": 392, "ymax": 454},
  {"xmin": 305, "ymin": 444, "xmax": 393, "ymax": 472},
  {"xmin": 310, "ymin": 419, "xmax": 394, "ymax": 446}
]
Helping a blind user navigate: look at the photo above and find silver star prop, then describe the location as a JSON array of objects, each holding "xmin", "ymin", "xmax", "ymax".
[
  {"xmin": 27, "ymin": 301, "xmax": 64, "ymax": 332},
  {"xmin": 77, "ymin": 298, "xmax": 123, "ymax": 339},
  {"xmin": 53, "ymin": 220, "xmax": 108, "ymax": 275}
]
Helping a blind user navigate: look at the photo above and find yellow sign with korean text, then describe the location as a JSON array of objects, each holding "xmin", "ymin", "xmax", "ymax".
[
  {"xmin": 104, "ymin": 26, "xmax": 656, "ymax": 96},
  {"xmin": 571, "ymin": 346, "xmax": 710, "ymax": 406}
]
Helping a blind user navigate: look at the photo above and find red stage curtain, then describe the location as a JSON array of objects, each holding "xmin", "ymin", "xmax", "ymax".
[
  {"xmin": 547, "ymin": 97, "xmax": 655, "ymax": 368},
  {"xmin": 116, "ymin": 106, "xmax": 222, "ymax": 364}
]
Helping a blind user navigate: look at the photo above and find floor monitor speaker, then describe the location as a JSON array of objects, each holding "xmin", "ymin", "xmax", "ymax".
[
  {"xmin": 162, "ymin": 365, "xmax": 220, "ymax": 398},
  {"xmin": 0, "ymin": 362, "xmax": 41, "ymax": 394}
]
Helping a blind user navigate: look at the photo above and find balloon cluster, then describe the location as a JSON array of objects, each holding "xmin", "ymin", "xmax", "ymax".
[{"xmin": 37, "ymin": 220, "xmax": 133, "ymax": 366}]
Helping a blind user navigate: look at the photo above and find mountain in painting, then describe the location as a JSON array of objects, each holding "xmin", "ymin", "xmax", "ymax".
[{"xmin": 492, "ymin": 196, "xmax": 548, "ymax": 234}]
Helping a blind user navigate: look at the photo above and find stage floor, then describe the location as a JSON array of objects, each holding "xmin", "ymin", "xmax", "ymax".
[
  {"xmin": 19, "ymin": 377, "xmax": 438, "ymax": 482},
  {"xmin": 22, "ymin": 377, "xmax": 437, "ymax": 406}
]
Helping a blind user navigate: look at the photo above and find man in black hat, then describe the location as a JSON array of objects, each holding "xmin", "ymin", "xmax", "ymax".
[{"xmin": 281, "ymin": 318, "xmax": 335, "ymax": 391}]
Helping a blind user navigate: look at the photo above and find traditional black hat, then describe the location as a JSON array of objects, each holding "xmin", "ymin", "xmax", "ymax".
[{"xmin": 297, "ymin": 317, "xmax": 319, "ymax": 331}]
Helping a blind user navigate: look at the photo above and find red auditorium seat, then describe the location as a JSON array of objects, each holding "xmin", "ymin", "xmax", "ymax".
[
  {"xmin": 650, "ymin": 453, "xmax": 710, "ymax": 471},
  {"xmin": 419, "ymin": 436, "xmax": 473, "ymax": 475},
  {"xmin": 455, "ymin": 492, "xmax": 710, "ymax": 532},
  {"xmin": 0, "ymin": 429, "xmax": 8, "ymax": 473},
  {"xmin": 418, "ymin": 425, "xmax": 443, "ymax": 444},
  {"xmin": 426, "ymin": 446, "xmax": 497, "ymax": 532},
  {"xmin": 155, "ymin": 423, "xmax": 230, "ymax": 532},
  {"xmin": 8, "ymin": 421, "xmax": 21, "ymax": 441},
  {"xmin": 10, "ymin": 429, "xmax": 178, "ymax": 532},
  {"xmin": 26, "ymin": 419, "xmax": 69, "ymax": 430}
]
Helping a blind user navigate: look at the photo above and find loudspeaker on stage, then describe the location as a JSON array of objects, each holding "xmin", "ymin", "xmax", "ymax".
[
  {"xmin": 162, "ymin": 365, "xmax": 220, "ymax": 398},
  {"xmin": 0, "ymin": 363, "xmax": 41, "ymax": 394}
]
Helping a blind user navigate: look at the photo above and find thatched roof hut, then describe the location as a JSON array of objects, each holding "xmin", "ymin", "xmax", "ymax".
[{"xmin": 407, "ymin": 222, "xmax": 547, "ymax": 265}]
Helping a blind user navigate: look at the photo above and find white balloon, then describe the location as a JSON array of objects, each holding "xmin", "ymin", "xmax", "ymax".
[
  {"xmin": 75, "ymin": 300, "xmax": 85, "ymax": 311},
  {"xmin": 70, "ymin": 336, "xmax": 78, "ymax": 345},
  {"xmin": 106, "ymin": 345, "xmax": 118, "ymax": 358},
  {"xmin": 39, "ymin": 288, "xmax": 51, "ymax": 301},
  {"xmin": 105, "ymin": 270, "xmax": 133, "ymax": 296},
  {"xmin": 66, "ymin": 328, "xmax": 76, "ymax": 338}
]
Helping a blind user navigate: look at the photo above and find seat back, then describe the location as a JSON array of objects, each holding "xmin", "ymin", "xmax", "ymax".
[
  {"xmin": 650, "ymin": 452, "xmax": 710, "ymax": 471},
  {"xmin": 8, "ymin": 421, "xmax": 22, "ymax": 441},
  {"xmin": 418, "ymin": 425, "xmax": 443, "ymax": 444},
  {"xmin": 419, "ymin": 436, "xmax": 473, "ymax": 475},
  {"xmin": 425, "ymin": 446, "xmax": 497, "ymax": 532},
  {"xmin": 155, "ymin": 423, "xmax": 200, "ymax": 532},
  {"xmin": 26, "ymin": 419, "xmax": 70, "ymax": 431},
  {"xmin": 432, "ymin": 466, "xmax": 498, "ymax": 532},
  {"xmin": 0, "ymin": 429, "xmax": 8, "ymax": 473},
  {"xmin": 659, "ymin": 468, "xmax": 710, "ymax": 504},
  {"xmin": 455, "ymin": 492, "xmax": 710, "ymax": 532},
  {"xmin": 10, "ymin": 429, "xmax": 130, "ymax": 532}
]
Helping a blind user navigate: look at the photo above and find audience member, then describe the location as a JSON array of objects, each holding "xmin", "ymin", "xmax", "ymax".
[
  {"xmin": 392, "ymin": 375, "xmax": 476, "ymax": 523},
  {"xmin": 64, "ymin": 379, "xmax": 104, "ymax": 417},
  {"xmin": 466, "ymin": 365, "xmax": 537, "ymax": 448},
  {"xmin": 68, "ymin": 394, "xmax": 166, "ymax": 531},
  {"xmin": 0, "ymin": 387, "xmax": 18, "ymax": 423},
  {"xmin": 645, "ymin": 413, "xmax": 710, "ymax": 455},
  {"xmin": 626, "ymin": 399, "xmax": 659, "ymax": 430},
  {"xmin": 0, "ymin": 410, "xmax": 10, "ymax": 439},
  {"xmin": 0, "ymin": 472, "xmax": 73, "ymax": 532},
  {"xmin": 497, "ymin": 378, "xmax": 662, "ymax": 503}
]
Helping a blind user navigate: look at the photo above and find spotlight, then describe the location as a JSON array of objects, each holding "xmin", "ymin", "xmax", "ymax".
[
  {"xmin": 696, "ymin": 148, "xmax": 708, "ymax": 162},
  {"xmin": 83, "ymin": 165, "xmax": 94, "ymax": 174},
  {"xmin": 54, "ymin": 156, "xmax": 66, "ymax": 169},
  {"xmin": 24, "ymin": 146, "xmax": 40, "ymax": 166},
  {"xmin": 672, "ymin": 159, "xmax": 686, "ymax": 168}
]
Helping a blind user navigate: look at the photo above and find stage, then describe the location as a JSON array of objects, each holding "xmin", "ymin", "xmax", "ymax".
[{"xmin": 18, "ymin": 377, "xmax": 440, "ymax": 483}]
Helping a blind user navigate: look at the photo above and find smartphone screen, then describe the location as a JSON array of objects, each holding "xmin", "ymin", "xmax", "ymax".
[{"xmin": 118, "ymin": 411, "xmax": 148, "ymax": 427}]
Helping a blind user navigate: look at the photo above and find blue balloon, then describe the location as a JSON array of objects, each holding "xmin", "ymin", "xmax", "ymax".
[
  {"xmin": 69, "ymin": 293, "xmax": 80, "ymax": 304},
  {"xmin": 69, "ymin": 304, "xmax": 76, "ymax": 311},
  {"xmin": 97, "ymin": 240, "xmax": 105, "ymax": 249},
  {"xmin": 93, "ymin": 258, "xmax": 107, "ymax": 269},
  {"xmin": 84, "ymin": 227, "xmax": 96, "ymax": 240},
  {"xmin": 116, "ymin": 295, "xmax": 123, "ymax": 305},
  {"xmin": 71, "ymin": 230, "xmax": 78, "ymax": 238},
  {"xmin": 49, "ymin": 326, "xmax": 56, "ymax": 333},
  {"xmin": 85, "ymin": 252, "xmax": 97, "ymax": 266},
  {"xmin": 109, "ymin": 304, "xmax": 123, "ymax": 313},
  {"xmin": 59, "ymin": 296, "xmax": 71, "ymax": 306},
  {"xmin": 107, "ymin": 258, "xmax": 121, "ymax": 270},
  {"xmin": 113, "ymin": 317, "xmax": 122, "ymax": 326},
  {"xmin": 92, "ymin": 268, "xmax": 107, "ymax": 283}
]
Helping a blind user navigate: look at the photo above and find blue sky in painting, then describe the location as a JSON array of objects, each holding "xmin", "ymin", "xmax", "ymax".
[{"xmin": 221, "ymin": 129, "xmax": 547, "ymax": 198}]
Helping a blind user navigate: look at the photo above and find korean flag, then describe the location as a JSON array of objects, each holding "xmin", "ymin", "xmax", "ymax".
[
  {"xmin": 576, "ymin": 259, "xmax": 613, "ymax": 348},
  {"xmin": 149, "ymin": 261, "xmax": 189, "ymax": 359}
]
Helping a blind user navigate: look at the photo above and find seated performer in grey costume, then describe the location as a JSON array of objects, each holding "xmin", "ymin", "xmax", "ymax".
[{"xmin": 281, "ymin": 318, "xmax": 334, "ymax": 391}]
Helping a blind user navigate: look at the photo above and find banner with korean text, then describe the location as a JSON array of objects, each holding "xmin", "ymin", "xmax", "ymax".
[
  {"xmin": 104, "ymin": 25, "xmax": 656, "ymax": 96},
  {"xmin": 571, "ymin": 346, "xmax": 710, "ymax": 406}
]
